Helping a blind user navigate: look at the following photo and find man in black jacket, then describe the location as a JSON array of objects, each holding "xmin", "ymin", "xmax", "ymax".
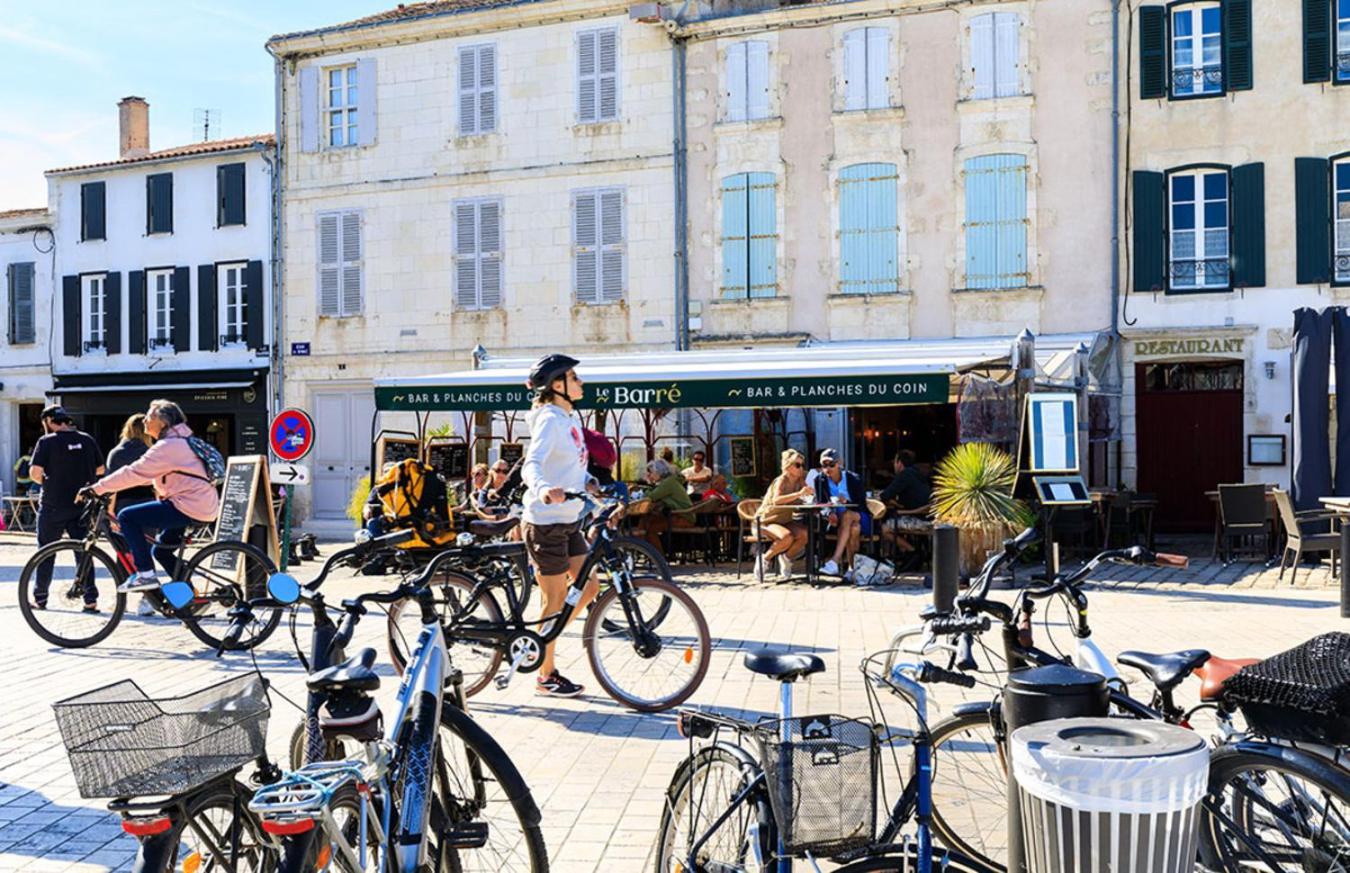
[{"xmin": 812, "ymin": 448, "xmax": 869, "ymax": 578}]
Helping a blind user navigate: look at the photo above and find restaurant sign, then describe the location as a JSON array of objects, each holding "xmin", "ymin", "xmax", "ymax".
[
  {"xmin": 376, "ymin": 372, "xmax": 949, "ymax": 412},
  {"xmin": 1133, "ymin": 336, "xmax": 1244, "ymax": 357}
]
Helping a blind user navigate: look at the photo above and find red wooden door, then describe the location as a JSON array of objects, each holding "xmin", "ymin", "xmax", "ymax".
[{"xmin": 1135, "ymin": 363, "xmax": 1244, "ymax": 532}]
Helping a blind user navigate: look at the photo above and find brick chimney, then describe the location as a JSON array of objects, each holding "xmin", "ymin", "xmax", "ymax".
[{"xmin": 118, "ymin": 96, "xmax": 150, "ymax": 159}]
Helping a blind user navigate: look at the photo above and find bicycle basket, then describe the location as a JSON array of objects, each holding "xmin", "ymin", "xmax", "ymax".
[
  {"xmin": 1223, "ymin": 632, "xmax": 1350, "ymax": 745},
  {"xmin": 52, "ymin": 673, "xmax": 269, "ymax": 799},
  {"xmin": 757, "ymin": 715, "xmax": 878, "ymax": 857}
]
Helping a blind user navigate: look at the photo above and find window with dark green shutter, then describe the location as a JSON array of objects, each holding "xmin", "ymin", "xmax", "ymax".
[
  {"xmin": 81, "ymin": 182, "xmax": 105, "ymax": 241},
  {"xmin": 1337, "ymin": 0, "xmax": 1350, "ymax": 83},
  {"xmin": 1223, "ymin": 0, "xmax": 1253, "ymax": 91},
  {"xmin": 1133, "ymin": 170, "xmax": 1167, "ymax": 292},
  {"xmin": 1295, "ymin": 157, "xmax": 1332, "ymax": 284},
  {"xmin": 1305, "ymin": 0, "xmax": 1333, "ymax": 82},
  {"xmin": 146, "ymin": 173, "xmax": 173, "ymax": 235},
  {"xmin": 62, "ymin": 275, "xmax": 81, "ymax": 356},
  {"xmin": 1139, "ymin": 6, "xmax": 1168, "ymax": 98},
  {"xmin": 1167, "ymin": 167, "xmax": 1231, "ymax": 292},
  {"xmin": 1230, "ymin": 162, "xmax": 1265, "ymax": 287},
  {"xmin": 217, "ymin": 163, "xmax": 246, "ymax": 227},
  {"xmin": 7, "ymin": 262, "xmax": 35, "ymax": 345}
]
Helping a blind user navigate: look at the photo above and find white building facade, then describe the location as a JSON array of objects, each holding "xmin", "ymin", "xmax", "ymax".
[
  {"xmin": 0, "ymin": 208, "xmax": 56, "ymax": 493},
  {"xmin": 268, "ymin": 0, "xmax": 676, "ymax": 524},
  {"xmin": 46, "ymin": 98, "xmax": 275, "ymax": 457}
]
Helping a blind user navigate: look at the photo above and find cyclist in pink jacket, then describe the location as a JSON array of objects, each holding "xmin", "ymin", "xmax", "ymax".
[{"xmin": 83, "ymin": 399, "xmax": 221, "ymax": 592}]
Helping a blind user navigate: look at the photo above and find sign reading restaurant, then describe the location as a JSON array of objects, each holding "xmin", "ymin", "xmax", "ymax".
[
  {"xmin": 1134, "ymin": 336, "xmax": 1245, "ymax": 357},
  {"xmin": 375, "ymin": 373, "xmax": 949, "ymax": 411}
]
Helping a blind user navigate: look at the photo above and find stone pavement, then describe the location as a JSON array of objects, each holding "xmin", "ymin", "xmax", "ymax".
[{"xmin": 0, "ymin": 531, "xmax": 1343, "ymax": 872}]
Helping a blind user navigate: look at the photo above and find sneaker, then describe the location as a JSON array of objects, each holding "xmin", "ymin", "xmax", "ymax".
[
  {"xmin": 137, "ymin": 597, "xmax": 157, "ymax": 617},
  {"xmin": 82, "ymin": 603, "xmax": 100, "ymax": 614},
  {"xmin": 536, "ymin": 671, "xmax": 584, "ymax": 698},
  {"xmin": 754, "ymin": 553, "xmax": 767, "ymax": 583},
  {"xmin": 821, "ymin": 560, "xmax": 840, "ymax": 576},
  {"xmin": 31, "ymin": 600, "xmax": 46, "ymax": 611},
  {"xmin": 118, "ymin": 572, "xmax": 162, "ymax": 593},
  {"xmin": 777, "ymin": 554, "xmax": 793, "ymax": 580}
]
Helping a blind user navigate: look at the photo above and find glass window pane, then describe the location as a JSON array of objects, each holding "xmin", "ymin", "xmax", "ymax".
[
  {"xmin": 1206, "ymin": 227, "xmax": 1229, "ymax": 256},
  {"xmin": 1202, "ymin": 35, "xmax": 1221, "ymax": 65},
  {"xmin": 1173, "ymin": 10, "xmax": 1192, "ymax": 37},
  {"xmin": 347, "ymin": 66, "xmax": 357, "ymax": 86},
  {"xmin": 1204, "ymin": 201, "xmax": 1227, "ymax": 229},
  {"xmin": 1337, "ymin": 198, "xmax": 1350, "ymax": 220},
  {"xmin": 1201, "ymin": 6, "xmax": 1221, "ymax": 34},
  {"xmin": 1341, "ymin": 0, "xmax": 1349, "ymax": 17},
  {"xmin": 1175, "ymin": 43, "xmax": 1194, "ymax": 67},
  {"xmin": 1173, "ymin": 230, "xmax": 1196, "ymax": 259},
  {"xmin": 329, "ymin": 69, "xmax": 341, "ymax": 88},
  {"xmin": 1336, "ymin": 163, "xmax": 1350, "ymax": 191},
  {"xmin": 347, "ymin": 85, "xmax": 357, "ymax": 106},
  {"xmin": 1203, "ymin": 172, "xmax": 1227, "ymax": 200},
  {"xmin": 348, "ymin": 123, "xmax": 358, "ymax": 143},
  {"xmin": 1172, "ymin": 203, "xmax": 1196, "ymax": 230},
  {"xmin": 1172, "ymin": 174, "xmax": 1195, "ymax": 201}
]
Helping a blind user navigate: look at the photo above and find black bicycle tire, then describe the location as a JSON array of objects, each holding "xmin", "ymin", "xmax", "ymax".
[
  {"xmin": 924, "ymin": 708, "xmax": 1008, "ymax": 871},
  {"xmin": 654, "ymin": 743, "xmax": 775, "ymax": 873},
  {"xmin": 177, "ymin": 783, "xmax": 277, "ymax": 873},
  {"xmin": 597, "ymin": 536, "xmax": 675, "ymax": 632},
  {"xmin": 583, "ymin": 576, "xmax": 711, "ymax": 712},
  {"xmin": 1200, "ymin": 746, "xmax": 1350, "ymax": 871},
  {"xmin": 831, "ymin": 845, "xmax": 992, "ymax": 872},
  {"xmin": 179, "ymin": 541, "xmax": 282, "ymax": 651},
  {"xmin": 434, "ymin": 704, "xmax": 548, "ymax": 872},
  {"xmin": 18, "ymin": 540, "xmax": 127, "ymax": 648},
  {"xmin": 386, "ymin": 570, "xmax": 506, "ymax": 697},
  {"xmin": 286, "ymin": 718, "xmax": 351, "ymax": 770}
]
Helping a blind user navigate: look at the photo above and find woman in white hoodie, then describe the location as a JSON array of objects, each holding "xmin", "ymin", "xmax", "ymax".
[{"xmin": 520, "ymin": 353, "xmax": 598, "ymax": 698}]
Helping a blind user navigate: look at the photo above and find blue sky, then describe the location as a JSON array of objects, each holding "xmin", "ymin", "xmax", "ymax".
[{"xmin": 0, "ymin": 0, "xmax": 381, "ymax": 207}]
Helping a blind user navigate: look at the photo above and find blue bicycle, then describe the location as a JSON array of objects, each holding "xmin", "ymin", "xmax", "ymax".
[{"xmin": 655, "ymin": 648, "xmax": 992, "ymax": 872}]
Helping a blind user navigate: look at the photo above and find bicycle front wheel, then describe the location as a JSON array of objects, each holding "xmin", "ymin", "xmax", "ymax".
[
  {"xmin": 431, "ymin": 704, "xmax": 548, "ymax": 872},
  {"xmin": 179, "ymin": 541, "xmax": 281, "ymax": 651},
  {"xmin": 655, "ymin": 743, "xmax": 775, "ymax": 873},
  {"xmin": 18, "ymin": 540, "xmax": 125, "ymax": 648},
  {"xmin": 584, "ymin": 576, "xmax": 711, "ymax": 712},
  {"xmin": 596, "ymin": 536, "xmax": 674, "ymax": 632},
  {"xmin": 174, "ymin": 783, "xmax": 276, "ymax": 872},
  {"xmin": 925, "ymin": 708, "xmax": 1008, "ymax": 871},
  {"xmin": 387, "ymin": 569, "xmax": 505, "ymax": 697},
  {"xmin": 832, "ymin": 844, "xmax": 992, "ymax": 872},
  {"xmin": 1200, "ymin": 746, "xmax": 1350, "ymax": 871}
]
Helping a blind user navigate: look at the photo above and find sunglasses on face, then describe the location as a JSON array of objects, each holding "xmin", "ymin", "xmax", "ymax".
[
  {"xmin": 492, "ymin": 466, "xmax": 508, "ymax": 473},
  {"xmin": 790, "ymin": 462, "xmax": 804, "ymax": 469},
  {"xmin": 821, "ymin": 461, "xmax": 836, "ymax": 468}
]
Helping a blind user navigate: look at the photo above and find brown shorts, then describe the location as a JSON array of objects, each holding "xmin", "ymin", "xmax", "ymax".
[{"xmin": 522, "ymin": 521, "xmax": 588, "ymax": 576}]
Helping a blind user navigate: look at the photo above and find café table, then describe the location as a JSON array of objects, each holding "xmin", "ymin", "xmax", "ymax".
[
  {"xmin": 2, "ymin": 495, "xmax": 36, "ymax": 532},
  {"xmin": 793, "ymin": 502, "xmax": 859, "ymax": 583},
  {"xmin": 1320, "ymin": 497, "xmax": 1350, "ymax": 618}
]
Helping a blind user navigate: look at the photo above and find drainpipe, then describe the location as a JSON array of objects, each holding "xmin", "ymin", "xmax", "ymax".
[
  {"xmin": 264, "ymin": 45, "xmax": 287, "ymax": 420},
  {"xmin": 1110, "ymin": 0, "xmax": 1121, "ymax": 338},
  {"xmin": 671, "ymin": 29, "xmax": 690, "ymax": 351}
]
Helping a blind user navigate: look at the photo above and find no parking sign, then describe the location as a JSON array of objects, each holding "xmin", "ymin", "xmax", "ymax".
[{"xmin": 270, "ymin": 409, "xmax": 315, "ymax": 463}]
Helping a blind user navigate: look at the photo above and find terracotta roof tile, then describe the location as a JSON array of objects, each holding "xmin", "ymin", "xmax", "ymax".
[
  {"xmin": 0, "ymin": 208, "xmax": 48, "ymax": 222},
  {"xmin": 269, "ymin": 0, "xmax": 546, "ymax": 44},
  {"xmin": 47, "ymin": 134, "xmax": 275, "ymax": 175}
]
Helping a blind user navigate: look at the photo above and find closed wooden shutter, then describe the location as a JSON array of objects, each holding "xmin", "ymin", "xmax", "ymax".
[
  {"xmin": 459, "ymin": 47, "xmax": 478, "ymax": 134},
  {"xmin": 459, "ymin": 46, "xmax": 497, "ymax": 134},
  {"xmin": 454, "ymin": 202, "xmax": 480, "ymax": 307},
  {"xmin": 1296, "ymin": 157, "xmax": 1332, "ymax": 284},
  {"xmin": 146, "ymin": 173, "xmax": 173, "ymax": 234},
  {"xmin": 355, "ymin": 58, "xmax": 377, "ymax": 146},
  {"xmin": 478, "ymin": 201, "xmax": 502, "ymax": 308},
  {"xmin": 865, "ymin": 27, "xmax": 889, "ymax": 108},
  {"xmin": 843, "ymin": 29, "xmax": 867, "ymax": 110},
  {"xmin": 477, "ymin": 45, "xmax": 496, "ymax": 132},
  {"xmin": 994, "ymin": 13, "xmax": 1020, "ymax": 97},
  {"xmin": 720, "ymin": 174, "xmax": 749, "ymax": 297},
  {"xmin": 8, "ymin": 262, "xmax": 34, "ymax": 345},
  {"xmin": 104, "ymin": 272, "xmax": 122, "ymax": 354},
  {"xmin": 128, "ymin": 270, "xmax": 146, "ymax": 353},
  {"xmin": 1230, "ymin": 162, "xmax": 1265, "ymax": 287},
  {"xmin": 454, "ymin": 200, "xmax": 503, "ymax": 309},
  {"xmin": 971, "ymin": 14, "xmax": 995, "ymax": 99},
  {"xmin": 1133, "ymin": 170, "xmax": 1167, "ymax": 292},
  {"xmin": 1139, "ymin": 6, "xmax": 1168, "ymax": 99},
  {"xmin": 299, "ymin": 67, "xmax": 320, "ymax": 152},
  {"xmin": 599, "ymin": 189, "xmax": 624, "ymax": 302},
  {"xmin": 964, "ymin": 154, "xmax": 1027, "ymax": 289},
  {"xmin": 725, "ymin": 42, "xmax": 747, "ymax": 122},
  {"xmin": 171, "ymin": 267, "xmax": 191, "ymax": 351},
  {"xmin": 244, "ymin": 260, "xmax": 265, "ymax": 350},
  {"xmin": 1223, "ymin": 0, "xmax": 1253, "ymax": 90},
  {"xmin": 81, "ymin": 182, "xmax": 106, "ymax": 241},
  {"xmin": 597, "ymin": 29, "xmax": 618, "ymax": 121},
  {"xmin": 578, "ymin": 30, "xmax": 598, "ymax": 122},
  {"xmin": 318, "ymin": 213, "xmax": 340, "ymax": 316},
  {"xmin": 340, "ymin": 212, "xmax": 362, "ymax": 315},
  {"xmin": 1304, "ymin": 0, "xmax": 1332, "ymax": 83},
  {"xmin": 574, "ymin": 192, "xmax": 599, "ymax": 302},
  {"xmin": 746, "ymin": 41, "xmax": 770, "ymax": 120},
  {"xmin": 218, "ymin": 163, "xmax": 246, "ymax": 226},
  {"xmin": 839, "ymin": 163, "xmax": 899, "ymax": 295},
  {"xmin": 62, "ymin": 275, "xmax": 81, "ymax": 357},
  {"xmin": 198, "ymin": 264, "xmax": 218, "ymax": 352}
]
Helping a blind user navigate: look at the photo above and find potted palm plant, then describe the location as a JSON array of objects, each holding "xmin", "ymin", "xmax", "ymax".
[{"xmin": 932, "ymin": 442, "xmax": 1032, "ymax": 575}]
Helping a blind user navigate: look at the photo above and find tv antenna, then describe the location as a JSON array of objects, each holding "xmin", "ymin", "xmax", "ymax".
[{"xmin": 193, "ymin": 108, "xmax": 221, "ymax": 142}]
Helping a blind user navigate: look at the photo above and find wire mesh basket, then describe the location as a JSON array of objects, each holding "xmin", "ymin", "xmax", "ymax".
[
  {"xmin": 757, "ymin": 715, "xmax": 878, "ymax": 857},
  {"xmin": 52, "ymin": 673, "xmax": 270, "ymax": 799},
  {"xmin": 1223, "ymin": 632, "xmax": 1350, "ymax": 744}
]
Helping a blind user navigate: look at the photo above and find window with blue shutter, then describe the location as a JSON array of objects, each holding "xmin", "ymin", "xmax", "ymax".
[
  {"xmin": 720, "ymin": 173, "xmax": 777, "ymax": 298},
  {"xmin": 838, "ymin": 163, "xmax": 899, "ymax": 295},
  {"xmin": 963, "ymin": 154, "xmax": 1028, "ymax": 289},
  {"xmin": 81, "ymin": 182, "xmax": 105, "ymax": 241},
  {"xmin": 725, "ymin": 41, "xmax": 770, "ymax": 122},
  {"xmin": 971, "ymin": 12, "xmax": 1021, "ymax": 100},
  {"xmin": 842, "ymin": 27, "xmax": 889, "ymax": 111}
]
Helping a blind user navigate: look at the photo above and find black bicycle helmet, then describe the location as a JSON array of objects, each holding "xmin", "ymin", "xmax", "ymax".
[{"xmin": 527, "ymin": 353, "xmax": 580, "ymax": 390}]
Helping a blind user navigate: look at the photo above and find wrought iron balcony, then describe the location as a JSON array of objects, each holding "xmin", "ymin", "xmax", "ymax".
[
  {"xmin": 1169, "ymin": 257, "xmax": 1230, "ymax": 287},
  {"xmin": 1172, "ymin": 64, "xmax": 1223, "ymax": 93}
]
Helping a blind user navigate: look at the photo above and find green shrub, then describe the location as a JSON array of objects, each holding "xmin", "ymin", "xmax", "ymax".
[{"xmin": 347, "ymin": 475, "xmax": 372, "ymax": 523}]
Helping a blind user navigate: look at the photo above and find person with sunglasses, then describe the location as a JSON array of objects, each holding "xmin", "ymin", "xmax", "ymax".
[
  {"xmin": 754, "ymin": 449, "xmax": 813, "ymax": 582},
  {"xmin": 681, "ymin": 450, "xmax": 714, "ymax": 496},
  {"xmin": 812, "ymin": 448, "xmax": 868, "ymax": 578}
]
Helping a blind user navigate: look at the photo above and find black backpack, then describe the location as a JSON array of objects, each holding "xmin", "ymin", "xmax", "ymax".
[{"xmin": 171, "ymin": 435, "xmax": 227, "ymax": 486}]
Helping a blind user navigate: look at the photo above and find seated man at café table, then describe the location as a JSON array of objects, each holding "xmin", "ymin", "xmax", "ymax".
[
  {"xmin": 634, "ymin": 458, "xmax": 693, "ymax": 552},
  {"xmin": 681, "ymin": 450, "xmax": 715, "ymax": 496},
  {"xmin": 880, "ymin": 450, "xmax": 933, "ymax": 559},
  {"xmin": 812, "ymin": 448, "xmax": 869, "ymax": 578}
]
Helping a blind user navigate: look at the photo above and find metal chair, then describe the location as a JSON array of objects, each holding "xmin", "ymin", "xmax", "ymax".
[
  {"xmin": 1273, "ymin": 488, "xmax": 1340, "ymax": 583},
  {"xmin": 1216, "ymin": 483, "xmax": 1270, "ymax": 564}
]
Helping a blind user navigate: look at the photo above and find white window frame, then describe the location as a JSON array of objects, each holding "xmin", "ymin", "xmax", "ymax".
[
  {"xmin": 1168, "ymin": 168, "xmax": 1230, "ymax": 291},
  {"xmin": 317, "ymin": 210, "xmax": 364, "ymax": 318},
  {"xmin": 147, "ymin": 268, "xmax": 175, "ymax": 351},
  {"xmin": 842, "ymin": 27, "xmax": 890, "ymax": 111},
  {"xmin": 577, "ymin": 27, "xmax": 620, "ymax": 123},
  {"xmin": 326, "ymin": 64, "xmax": 359, "ymax": 147},
  {"xmin": 458, "ymin": 44, "xmax": 497, "ymax": 135},
  {"xmin": 1338, "ymin": 0, "xmax": 1350, "ymax": 83},
  {"xmin": 971, "ymin": 12, "xmax": 1022, "ymax": 100},
  {"xmin": 725, "ymin": 40, "xmax": 770, "ymax": 122},
  {"xmin": 572, "ymin": 187, "xmax": 626, "ymax": 304},
  {"xmin": 1335, "ymin": 158, "xmax": 1350, "ymax": 284},
  {"xmin": 1170, "ymin": 2, "xmax": 1223, "ymax": 97},
  {"xmin": 453, "ymin": 198, "xmax": 503, "ymax": 310},
  {"xmin": 219, "ymin": 262, "xmax": 247, "ymax": 346},
  {"xmin": 82, "ymin": 273, "xmax": 106, "ymax": 353}
]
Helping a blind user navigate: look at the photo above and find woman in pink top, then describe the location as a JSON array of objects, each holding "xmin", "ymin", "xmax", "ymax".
[{"xmin": 84, "ymin": 399, "xmax": 221, "ymax": 592}]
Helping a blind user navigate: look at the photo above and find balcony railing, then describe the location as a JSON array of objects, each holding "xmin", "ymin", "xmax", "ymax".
[
  {"xmin": 1170, "ymin": 257, "xmax": 1230, "ymax": 288},
  {"xmin": 81, "ymin": 340, "xmax": 105, "ymax": 353},
  {"xmin": 1172, "ymin": 64, "xmax": 1223, "ymax": 93},
  {"xmin": 1337, "ymin": 51, "xmax": 1350, "ymax": 77},
  {"xmin": 220, "ymin": 333, "xmax": 245, "ymax": 346}
]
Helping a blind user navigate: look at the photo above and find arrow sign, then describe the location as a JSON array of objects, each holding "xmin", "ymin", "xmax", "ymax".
[{"xmin": 271, "ymin": 463, "xmax": 311, "ymax": 486}]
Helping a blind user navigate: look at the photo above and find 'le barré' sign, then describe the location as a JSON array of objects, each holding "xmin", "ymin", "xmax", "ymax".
[{"xmin": 376, "ymin": 373, "xmax": 949, "ymax": 412}]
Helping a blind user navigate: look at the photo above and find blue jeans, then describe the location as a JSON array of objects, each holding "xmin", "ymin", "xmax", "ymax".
[{"xmin": 118, "ymin": 500, "xmax": 193, "ymax": 576}]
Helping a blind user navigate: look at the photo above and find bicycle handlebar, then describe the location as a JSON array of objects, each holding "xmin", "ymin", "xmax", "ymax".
[{"xmin": 917, "ymin": 662, "xmax": 977, "ymax": 688}]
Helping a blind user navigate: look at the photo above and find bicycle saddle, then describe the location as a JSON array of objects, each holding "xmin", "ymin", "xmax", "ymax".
[
  {"xmin": 308, "ymin": 647, "xmax": 381, "ymax": 693},
  {"xmin": 469, "ymin": 517, "xmax": 520, "ymax": 539},
  {"xmin": 743, "ymin": 650, "xmax": 826, "ymax": 683},
  {"xmin": 1196, "ymin": 654, "xmax": 1260, "ymax": 701},
  {"xmin": 1117, "ymin": 649, "xmax": 1210, "ymax": 692}
]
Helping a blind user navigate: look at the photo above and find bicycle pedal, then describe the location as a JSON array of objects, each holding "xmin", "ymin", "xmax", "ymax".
[
  {"xmin": 494, "ymin": 674, "xmax": 513, "ymax": 691},
  {"xmin": 440, "ymin": 822, "xmax": 488, "ymax": 850}
]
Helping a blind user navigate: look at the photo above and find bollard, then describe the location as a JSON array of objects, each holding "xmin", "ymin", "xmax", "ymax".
[{"xmin": 931, "ymin": 524, "xmax": 959, "ymax": 613}]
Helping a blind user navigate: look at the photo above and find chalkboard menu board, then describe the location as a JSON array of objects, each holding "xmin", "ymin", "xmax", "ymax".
[
  {"xmin": 376, "ymin": 436, "xmax": 420, "ymax": 476},
  {"xmin": 498, "ymin": 442, "xmax": 524, "ymax": 469},
  {"xmin": 212, "ymin": 456, "xmax": 275, "ymax": 571},
  {"xmin": 426, "ymin": 441, "xmax": 469, "ymax": 482}
]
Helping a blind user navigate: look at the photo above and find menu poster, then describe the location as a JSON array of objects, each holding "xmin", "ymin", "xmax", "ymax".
[
  {"xmin": 212, "ymin": 455, "xmax": 279, "ymax": 573},
  {"xmin": 729, "ymin": 436, "xmax": 756, "ymax": 478},
  {"xmin": 376, "ymin": 436, "xmax": 421, "ymax": 476},
  {"xmin": 498, "ymin": 442, "xmax": 524, "ymax": 469},
  {"xmin": 426, "ymin": 440, "xmax": 469, "ymax": 482}
]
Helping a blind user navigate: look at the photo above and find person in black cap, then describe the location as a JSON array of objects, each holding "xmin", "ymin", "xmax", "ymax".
[{"xmin": 28, "ymin": 405, "xmax": 104, "ymax": 610}]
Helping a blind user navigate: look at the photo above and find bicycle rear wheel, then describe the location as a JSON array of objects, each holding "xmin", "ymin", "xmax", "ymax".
[
  {"xmin": 1200, "ymin": 746, "xmax": 1350, "ymax": 871},
  {"xmin": 431, "ymin": 704, "xmax": 548, "ymax": 872},
  {"xmin": 925, "ymin": 708, "xmax": 1008, "ymax": 871},
  {"xmin": 174, "ymin": 783, "xmax": 276, "ymax": 873},
  {"xmin": 387, "ymin": 569, "xmax": 505, "ymax": 697},
  {"xmin": 17, "ymin": 540, "xmax": 125, "ymax": 648},
  {"xmin": 655, "ymin": 744, "xmax": 775, "ymax": 873},
  {"xmin": 832, "ymin": 844, "xmax": 991, "ymax": 872},
  {"xmin": 583, "ymin": 576, "xmax": 710, "ymax": 712},
  {"xmin": 177, "ymin": 541, "xmax": 280, "ymax": 651}
]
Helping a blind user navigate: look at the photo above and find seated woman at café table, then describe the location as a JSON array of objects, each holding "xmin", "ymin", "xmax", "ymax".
[
  {"xmin": 634, "ymin": 458, "xmax": 693, "ymax": 551},
  {"xmin": 755, "ymin": 449, "xmax": 813, "ymax": 582},
  {"xmin": 812, "ymin": 448, "xmax": 868, "ymax": 578},
  {"xmin": 682, "ymin": 450, "xmax": 715, "ymax": 494}
]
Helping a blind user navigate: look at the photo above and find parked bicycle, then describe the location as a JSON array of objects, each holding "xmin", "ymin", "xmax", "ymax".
[
  {"xmin": 18, "ymin": 492, "xmax": 280, "ymax": 651},
  {"xmin": 52, "ymin": 672, "xmax": 283, "ymax": 873},
  {"xmin": 656, "ymin": 646, "xmax": 991, "ymax": 872}
]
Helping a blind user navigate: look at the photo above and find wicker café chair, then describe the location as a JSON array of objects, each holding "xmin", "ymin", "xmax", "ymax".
[{"xmin": 735, "ymin": 499, "xmax": 767, "ymax": 578}]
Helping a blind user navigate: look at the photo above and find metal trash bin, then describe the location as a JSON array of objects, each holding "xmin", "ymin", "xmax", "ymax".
[{"xmin": 1010, "ymin": 718, "xmax": 1208, "ymax": 873}]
